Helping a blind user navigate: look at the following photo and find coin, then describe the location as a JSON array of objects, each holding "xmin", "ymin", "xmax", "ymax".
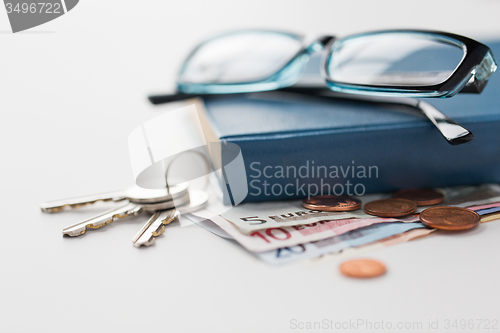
[
  {"xmin": 419, "ymin": 206, "xmax": 480, "ymax": 230},
  {"xmin": 339, "ymin": 259, "xmax": 387, "ymax": 278},
  {"xmin": 364, "ymin": 198, "xmax": 417, "ymax": 218},
  {"xmin": 393, "ymin": 188, "xmax": 444, "ymax": 206},
  {"xmin": 302, "ymin": 195, "xmax": 362, "ymax": 212}
]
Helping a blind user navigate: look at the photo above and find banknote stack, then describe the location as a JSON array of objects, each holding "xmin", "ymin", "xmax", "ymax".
[{"xmin": 186, "ymin": 184, "xmax": 500, "ymax": 265}]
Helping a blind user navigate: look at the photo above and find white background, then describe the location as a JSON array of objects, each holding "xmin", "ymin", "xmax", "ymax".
[{"xmin": 1, "ymin": 1, "xmax": 500, "ymax": 332}]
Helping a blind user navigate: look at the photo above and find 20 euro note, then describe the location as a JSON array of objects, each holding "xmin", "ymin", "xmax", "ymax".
[
  {"xmin": 305, "ymin": 227, "xmax": 435, "ymax": 266},
  {"xmin": 256, "ymin": 222, "xmax": 430, "ymax": 265},
  {"xmin": 201, "ymin": 211, "xmax": 418, "ymax": 252}
]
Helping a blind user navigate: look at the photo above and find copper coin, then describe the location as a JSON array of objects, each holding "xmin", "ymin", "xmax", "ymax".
[
  {"xmin": 419, "ymin": 206, "xmax": 480, "ymax": 230},
  {"xmin": 364, "ymin": 198, "xmax": 417, "ymax": 218},
  {"xmin": 302, "ymin": 195, "xmax": 362, "ymax": 212},
  {"xmin": 339, "ymin": 259, "xmax": 387, "ymax": 278},
  {"xmin": 393, "ymin": 188, "xmax": 444, "ymax": 206}
]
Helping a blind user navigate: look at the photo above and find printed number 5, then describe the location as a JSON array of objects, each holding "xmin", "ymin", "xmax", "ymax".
[
  {"xmin": 5, "ymin": 3, "xmax": 12, "ymax": 13},
  {"xmin": 240, "ymin": 216, "xmax": 267, "ymax": 225}
]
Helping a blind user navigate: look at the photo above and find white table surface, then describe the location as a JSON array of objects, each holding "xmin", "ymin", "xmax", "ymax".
[{"xmin": 1, "ymin": 1, "xmax": 500, "ymax": 332}]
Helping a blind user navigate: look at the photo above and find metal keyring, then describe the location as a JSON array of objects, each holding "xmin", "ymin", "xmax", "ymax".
[{"xmin": 164, "ymin": 150, "xmax": 212, "ymax": 192}]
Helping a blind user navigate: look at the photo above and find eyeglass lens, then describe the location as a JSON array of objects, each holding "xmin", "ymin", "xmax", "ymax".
[
  {"xmin": 327, "ymin": 34, "xmax": 464, "ymax": 87},
  {"xmin": 179, "ymin": 31, "xmax": 303, "ymax": 84}
]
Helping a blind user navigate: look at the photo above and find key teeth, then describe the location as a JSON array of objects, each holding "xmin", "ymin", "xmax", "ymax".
[
  {"xmin": 134, "ymin": 225, "xmax": 165, "ymax": 248},
  {"xmin": 132, "ymin": 211, "xmax": 179, "ymax": 248},
  {"xmin": 152, "ymin": 225, "xmax": 166, "ymax": 237},
  {"xmin": 42, "ymin": 198, "xmax": 117, "ymax": 213},
  {"xmin": 62, "ymin": 211, "xmax": 136, "ymax": 237}
]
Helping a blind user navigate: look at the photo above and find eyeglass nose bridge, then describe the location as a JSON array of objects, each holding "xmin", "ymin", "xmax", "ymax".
[{"xmin": 304, "ymin": 35, "xmax": 336, "ymax": 51}]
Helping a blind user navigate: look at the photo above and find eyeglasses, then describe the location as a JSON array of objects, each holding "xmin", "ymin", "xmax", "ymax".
[{"xmin": 149, "ymin": 29, "xmax": 497, "ymax": 145}]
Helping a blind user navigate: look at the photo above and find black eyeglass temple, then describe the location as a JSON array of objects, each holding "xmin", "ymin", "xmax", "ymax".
[
  {"xmin": 148, "ymin": 87, "xmax": 336, "ymax": 105},
  {"xmin": 147, "ymin": 87, "xmax": 474, "ymax": 145},
  {"xmin": 148, "ymin": 92, "xmax": 215, "ymax": 104},
  {"xmin": 148, "ymin": 77, "xmax": 486, "ymax": 105}
]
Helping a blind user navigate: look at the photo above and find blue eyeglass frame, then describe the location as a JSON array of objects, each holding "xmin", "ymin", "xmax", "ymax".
[
  {"xmin": 176, "ymin": 29, "xmax": 315, "ymax": 94},
  {"xmin": 148, "ymin": 29, "xmax": 497, "ymax": 146},
  {"xmin": 174, "ymin": 29, "xmax": 497, "ymax": 98}
]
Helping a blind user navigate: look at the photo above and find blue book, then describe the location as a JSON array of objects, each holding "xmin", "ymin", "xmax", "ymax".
[{"xmin": 201, "ymin": 41, "xmax": 500, "ymax": 203}]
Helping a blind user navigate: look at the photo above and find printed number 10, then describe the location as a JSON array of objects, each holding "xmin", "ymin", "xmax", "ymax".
[{"xmin": 250, "ymin": 228, "xmax": 291, "ymax": 243}]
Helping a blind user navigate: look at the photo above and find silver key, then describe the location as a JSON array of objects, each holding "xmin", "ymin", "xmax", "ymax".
[
  {"xmin": 62, "ymin": 192, "xmax": 190, "ymax": 237},
  {"xmin": 40, "ymin": 183, "xmax": 188, "ymax": 213},
  {"xmin": 132, "ymin": 210, "xmax": 180, "ymax": 247},
  {"xmin": 132, "ymin": 190, "xmax": 209, "ymax": 247}
]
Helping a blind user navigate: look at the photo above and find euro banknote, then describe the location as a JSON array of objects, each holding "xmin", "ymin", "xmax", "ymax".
[
  {"xmin": 304, "ymin": 227, "xmax": 435, "ymax": 266},
  {"xmin": 482, "ymin": 212, "xmax": 500, "ymax": 223},
  {"xmin": 464, "ymin": 201, "xmax": 500, "ymax": 211},
  {"xmin": 193, "ymin": 184, "xmax": 500, "ymax": 234},
  {"xmin": 476, "ymin": 207, "xmax": 500, "ymax": 215},
  {"xmin": 256, "ymin": 222, "xmax": 429, "ymax": 264},
  {"xmin": 202, "ymin": 211, "xmax": 418, "ymax": 252},
  {"xmin": 423, "ymin": 184, "xmax": 500, "ymax": 211},
  {"xmin": 207, "ymin": 193, "xmax": 388, "ymax": 234}
]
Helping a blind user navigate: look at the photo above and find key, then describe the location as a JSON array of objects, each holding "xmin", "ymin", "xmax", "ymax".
[
  {"xmin": 62, "ymin": 191, "xmax": 190, "ymax": 237},
  {"xmin": 132, "ymin": 190, "xmax": 209, "ymax": 247},
  {"xmin": 132, "ymin": 210, "xmax": 180, "ymax": 247},
  {"xmin": 40, "ymin": 183, "xmax": 189, "ymax": 213}
]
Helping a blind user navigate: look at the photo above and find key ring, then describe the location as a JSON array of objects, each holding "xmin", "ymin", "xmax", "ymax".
[{"xmin": 164, "ymin": 150, "xmax": 212, "ymax": 192}]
